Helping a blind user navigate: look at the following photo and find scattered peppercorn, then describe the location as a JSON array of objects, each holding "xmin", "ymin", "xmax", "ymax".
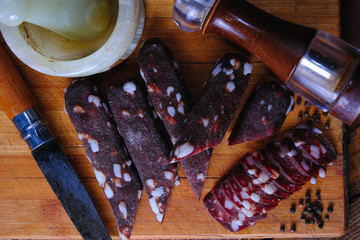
[
  {"xmin": 304, "ymin": 111, "xmax": 309, "ymax": 117},
  {"xmin": 315, "ymin": 190, "xmax": 320, "ymax": 197},
  {"xmin": 322, "ymin": 111, "xmax": 328, "ymax": 117},
  {"xmin": 317, "ymin": 208, "xmax": 323, "ymax": 215},
  {"xmin": 318, "ymin": 223, "xmax": 324, "ymax": 229},
  {"xmin": 317, "ymin": 219, "xmax": 323, "ymax": 225},
  {"xmin": 327, "ymin": 206, "xmax": 333, "ymax": 213},
  {"xmin": 306, "ymin": 120, "xmax": 313, "ymax": 126},
  {"xmin": 313, "ymin": 113, "xmax": 319, "ymax": 119},
  {"xmin": 296, "ymin": 97, "xmax": 302, "ymax": 105},
  {"xmin": 324, "ymin": 123, "xmax": 330, "ymax": 130},
  {"xmin": 305, "ymin": 219, "xmax": 310, "ymax": 225},
  {"xmin": 305, "ymin": 192, "xmax": 311, "ymax": 199},
  {"xmin": 325, "ymin": 214, "xmax": 329, "ymax": 221},
  {"xmin": 290, "ymin": 206, "xmax": 296, "ymax": 213},
  {"xmin": 297, "ymin": 114, "xmax": 303, "ymax": 120},
  {"xmin": 280, "ymin": 225, "xmax": 285, "ymax": 232},
  {"xmin": 305, "ymin": 101, "xmax": 311, "ymax": 107},
  {"xmin": 299, "ymin": 199, "xmax": 304, "ymax": 207},
  {"xmin": 301, "ymin": 215, "xmax": 306, "ymax": 221},
  {"xmin": 291, "ymin": 224, "xmax": 296, "ymax": 233}
]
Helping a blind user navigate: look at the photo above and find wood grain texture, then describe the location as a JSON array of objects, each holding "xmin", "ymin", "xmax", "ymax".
[
  {"xmin": 0, "ymin": 0, "xmax": 352, "ymax": 239},
  {"xmin": 0, "ymin": 44, "xmax": 36, "ymax": 120}
]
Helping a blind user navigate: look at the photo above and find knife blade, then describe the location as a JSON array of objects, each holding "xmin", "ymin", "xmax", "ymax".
[{"xmin": 0, "ymin": 43, "xmax": 111, "ymax": 240}]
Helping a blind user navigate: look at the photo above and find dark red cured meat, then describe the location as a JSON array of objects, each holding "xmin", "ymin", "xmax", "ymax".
[
  {"xmin": 227, "ymin": 81, "xmax": 294, "ymax": 145},
  {"xmin": 232, "ymin": 165, "xmax": 282, "ymax": 206},
  {"xmin": 240, "ymin": 152, "xmax": 290, "ymax": 198},
  {"xmin": 226, "ymin": 176, "xmax": 275, "ymax": 212},
  {"xmin": 220, "ymin": 178, "xmax": 271, "ymax": 216},
  {"xmin": 254, "ymin": 150, "xmax": 302, "ymax": 193},
  {"xmin": 170, "ymin": 53, "xmax": 251, "ymax": 162},
  {"xmin": 213, "ymin": 184, "xmax": 245, "ymax": 218},
  {"xmin": 64, "ymin": 79, "xmax": 142, "ymax": 239},
  {"xmin": 292, "ymin": 127, "xmax": 337, "ymax": 166},
  {"xmin": 205, "ymin": 129, "xmax": 336, "ymax": 232},
  {"xmin": 280, "ymin": 137, "xmax": 320, "ymax": 177},
  {"xmin": 108, "ymin": 79, "xmax": 179, "ymax": 223},
  {"xmin": 204, "ymin": 190, "xmax": 248, "ymax": 232},
  {"xmin": 137, "ymin": 38, "xmax": 213, "ymax": 200},
  {"xmin": 265, "ymin": 141, "xmax": 309, "ymax": 185},
  {"xmin": 228, "ymin": 175, "xmax": 279, "ymax": 211},
  {"xmin": 239, "ymin": 154, "xmax": 289, "ymax": 199}
]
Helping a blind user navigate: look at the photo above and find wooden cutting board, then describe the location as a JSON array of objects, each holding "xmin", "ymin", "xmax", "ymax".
[{"xmin": 0, "ymin": 0, "xmax": 346, "ymax": 239}]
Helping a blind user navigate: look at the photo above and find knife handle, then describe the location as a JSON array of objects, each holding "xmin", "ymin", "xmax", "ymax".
[{"xmin": 0, "ymin": 43, "xmax": 36, "ymax": 120}]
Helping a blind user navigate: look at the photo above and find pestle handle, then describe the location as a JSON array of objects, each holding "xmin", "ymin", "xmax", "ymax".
[
  {"xmin": 203, "ymin": 0, "xmax": 317, "ymax": 82},
  {"xmin": 0, "ymin": 44, "xmax": 36, "ymax": 120}
]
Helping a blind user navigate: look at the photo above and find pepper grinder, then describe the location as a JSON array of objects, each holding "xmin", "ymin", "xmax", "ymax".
[{"xmin": 173, "ymin": 0, "xmax": 360, "ymax": 125}]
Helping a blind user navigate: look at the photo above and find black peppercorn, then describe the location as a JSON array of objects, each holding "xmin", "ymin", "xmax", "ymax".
[
  {"xmin": 305, "ymin": 192, "xmax": 311, "ymax": 199},
  {"xmin": 313, "ymin": 113, "xmax": 319, "ymax": 119},
  {"xmin": 290, "ymin": 204, "xmax": 296, "ymax": 213},
  {"xmin": 280, "ymin": 225, "xmax": 285, "ymax": 232},
  {"xmin": 297, "ymin": 114, "xmax": 303, "ymax": 120},
  {"xmin": 291, "ymin": 224, "xmax": 296, "ymax": 233},
  {"xmin": 304, "ymin": 111, "xmax": 309, "ymax": 117},
  {"xmin": 305, "ymin": 219, "xmax": 310, "ymax": 225},
  {"xmin": 317, "ymin": 219, "xmax": 323, "ymax": 225},
  {"xmin": 318, "ymin": 223, "xmax": 324, "ymax": 229},
  {"xmin": 325, "ymin": 214, "xmax": 329, "ymax": 221},
  {"xmin": 324, "ymin": 123, "xmax": 330, "ymax": 130},
  {"xmin": 301, "ymin": 215, "xmax": 306, "ymax": 221},
  {"xmin": 306, "ymin": 120, "xmax": 313, "ymax": 126},
  {"xmin": 317, "ymin": 208, "xmax": 323, "ymax": 215},
  {"xmin": 305, "ymin": 101, "xmax": 311, "ymax": 107},
  {"xmin": 327, "ymin": 206, "xmax": 333, "ymax": 213},
  {"xmin": 296, "ymin": 97, "xmax": 302, "ymax": 105},
  {"xmin": 322, "ymin": 111, "xmax": 328, "ymax": 117},
  {"xmin": 299, "ymin": 199, "xmax": 304, "ymax": 207}
]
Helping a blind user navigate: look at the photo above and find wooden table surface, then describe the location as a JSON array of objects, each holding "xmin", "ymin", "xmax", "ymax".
[{"xmin": 0, "ymin": 0, "xmax": 359, "ymax": 239}]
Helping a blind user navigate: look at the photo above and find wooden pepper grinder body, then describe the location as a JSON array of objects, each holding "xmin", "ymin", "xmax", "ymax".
[{"xmin": 203, "ymin": 0, "xmax": 316, "ymax": 83}]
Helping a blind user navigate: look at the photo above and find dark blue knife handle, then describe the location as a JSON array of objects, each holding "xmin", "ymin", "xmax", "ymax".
[{"xmin": 12, "ymin": 107, "xmax": 53, "ymax": 150}]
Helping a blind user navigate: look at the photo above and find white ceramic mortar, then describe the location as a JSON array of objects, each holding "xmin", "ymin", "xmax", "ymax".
[{"xmin": 0, "ymin": 0, "xmax": 145, "ymax": 77}]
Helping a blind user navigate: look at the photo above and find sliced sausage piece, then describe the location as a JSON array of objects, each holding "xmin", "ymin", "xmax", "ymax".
[
  {"xmin": 226, "ymin": 176, "xmax": 275, "ymax": 212},
  {"xmin": 219, "ymin": 179, "xmax": 269, "ymax": 220},
  {"xmin": 279, "ymin": 137, "xmax": 320, "ymax": 177},
  {"xmin": 204, "ymin": 190, "xmax": 248, "ymax": 232},
  {"xmin": 254, "ymin": 150, "xmax": 302, "ymax": 193},
  {"xmin": 205, "ymin": 128, "xmax": 336, "ymax": 232},
  {"xmin": 292, "ymin": 127, "xmax": 337, "ymax": 166},
  {"xmin": 265, "ymin": 141, "xmax": 309, "ymax": 185},
  {"xmin": 232, "ymin": 164, "xmax": 282, "ymax": 206},
  {"xmin": 137, "ymin": 38, "xmax": 213, "ymax": 200},
  {"xmin": 64, "ymin": 79, "xmax": 142, "ymax": 240},
  {"xmin": 108, "ymin": 79, "xmax": 179, "ymax": 223},
  {"xmin": 240, "ymin": 152, "xmax": 290, "ymax": 198},
  {"xmin": 228, "ymin": 81, "xmax": 294, "ymax": 145},
  {"xmin": 170, "ymin": 53, "xmax": 252, "ymax": 162}
]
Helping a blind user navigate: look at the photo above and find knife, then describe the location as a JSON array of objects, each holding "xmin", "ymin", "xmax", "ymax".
[{"xmin": 0, "ymin": 44, "xmax": 112, "ymax": 240}]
